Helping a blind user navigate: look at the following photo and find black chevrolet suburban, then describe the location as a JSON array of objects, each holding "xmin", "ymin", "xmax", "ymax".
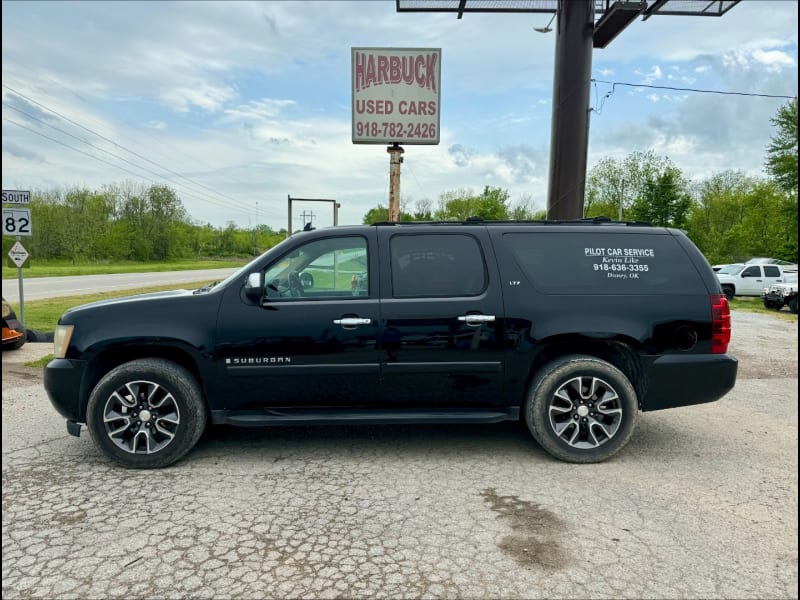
[{"xmin": 44, "ymin": 219, "xmax": 738, "ymax": 468}]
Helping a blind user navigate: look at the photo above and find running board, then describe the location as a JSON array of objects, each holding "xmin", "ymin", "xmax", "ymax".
[{"xmin": 211, "ymin": 407, "xmax": 520, "ymax": 427}]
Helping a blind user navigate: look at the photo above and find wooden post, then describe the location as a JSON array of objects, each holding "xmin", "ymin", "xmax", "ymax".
[{"xmin": 387, "ymin": 144, "xmax": 404, "ymax": 222}]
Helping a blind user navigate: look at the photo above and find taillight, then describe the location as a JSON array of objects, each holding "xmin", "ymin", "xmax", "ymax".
[{"xmin": 710, "ymin": 294, "xmax": 731, "ymax": 354}]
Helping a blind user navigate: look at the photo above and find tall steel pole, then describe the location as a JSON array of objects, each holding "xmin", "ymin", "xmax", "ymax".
[{"xmin": 547, "ymin": 0, "xmax": 594, "ymax": 221}]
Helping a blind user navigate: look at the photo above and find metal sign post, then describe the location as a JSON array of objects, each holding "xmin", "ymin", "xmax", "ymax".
[
  {"xmin": 286, "ymin": 196, "xmax": 341, "ymax": 238},
  {"xmin": 2, "ymin": 190, "xmax": 31, "ymax": 324}
]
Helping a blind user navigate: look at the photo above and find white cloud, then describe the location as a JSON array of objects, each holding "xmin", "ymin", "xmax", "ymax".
[{"xmin": 752, "ymin": 49, "xmax": 796, "ymax": 69}]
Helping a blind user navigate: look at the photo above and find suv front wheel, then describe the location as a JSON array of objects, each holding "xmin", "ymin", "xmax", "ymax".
[
  {"xmin": 525, "ymin": 355, "xmax": 638, "ymax": 463},
  {"xmin": 86, "ymin": 358, "xmax": 207, "ymax": 469}
]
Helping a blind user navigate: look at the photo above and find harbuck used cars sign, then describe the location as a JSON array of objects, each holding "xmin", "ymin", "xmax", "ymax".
[{"xmin": 351, "ymin": 47, "xmax": 441, "ymax": 145}]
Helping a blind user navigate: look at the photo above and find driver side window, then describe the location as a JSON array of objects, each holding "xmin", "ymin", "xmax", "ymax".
[{"xmin": 264, "ymin": 236, "xmax": 369, "ymax": 300}]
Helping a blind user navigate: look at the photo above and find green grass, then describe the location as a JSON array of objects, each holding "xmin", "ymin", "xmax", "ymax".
[
  {"xmin": 728, "ymin": 296, "xmax": 798, "ymax": 321},
  {"xmin": 25, "ymin": 354, "xmax": 54, "ymax": 368},
  {"xmin": 20, "ymin": 280, "xmax": 214, "ymax": 333},
  {"xmin": 2, "ymin": 258, "xmax": 246, "ymax": 279}
]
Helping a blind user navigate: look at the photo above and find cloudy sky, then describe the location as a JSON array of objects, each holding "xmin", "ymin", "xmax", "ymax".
[{"xmin": 2, "ymin": 0, "xmax": 797, "ymax": 231}]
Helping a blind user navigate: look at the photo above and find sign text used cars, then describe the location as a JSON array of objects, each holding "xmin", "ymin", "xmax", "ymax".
[{"xmin": 351, "ymin": 48, "xmax": 441, "ymax": 145}]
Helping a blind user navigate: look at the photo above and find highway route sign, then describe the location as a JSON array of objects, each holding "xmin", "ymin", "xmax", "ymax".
[{"xmin": 2, "ymin": 208, "xmax": 32, "ymax": 236}]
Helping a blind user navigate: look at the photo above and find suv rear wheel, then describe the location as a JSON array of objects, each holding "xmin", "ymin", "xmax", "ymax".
[
  {"xmin": 86, "ymin": 358, "xmax": 207, "ymax": 469},
  {"xmin": 525, "ymin": 355, "xmax": 638, "ymax": 463}
]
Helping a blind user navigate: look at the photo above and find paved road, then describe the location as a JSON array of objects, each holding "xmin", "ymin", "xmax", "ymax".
[
  {"xmin": 2, "ymin": 311, "xmax": 797, "ymax": 599},
  {"xmin": 2, "ymin": 268, "xmax": 239, "ymax": 303}
]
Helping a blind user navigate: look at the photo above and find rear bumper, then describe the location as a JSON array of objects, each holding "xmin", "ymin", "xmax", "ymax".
[
  {"xmin": 642, "ymin": 353, "xmax": 738, "ymax": 412},
  {"xmin": 44, "ymin": 358, "xmax": 87, "ymax": 421}
]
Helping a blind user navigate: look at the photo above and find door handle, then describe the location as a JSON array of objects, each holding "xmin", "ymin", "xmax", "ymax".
[
  {"xmin": 458, "ymin": 314, "xmax": 496, "ymax": 326},
  {"xmin": 333, "ymin": 317, "xmax": 372, "ymax": 328}
]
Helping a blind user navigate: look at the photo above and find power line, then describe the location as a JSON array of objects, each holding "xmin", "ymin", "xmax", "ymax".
[
  {"xmin": 4, "ymin": 117, "xmax": 179, "ymax": 186},
  {"xmin": 2, "ymin": 83, "xmax": 277, "ymax": 217},
  {"xmin": 37, "ymin": 73, "xmax": 229, "ymax": 179},
  {"xmin": 2, "ymin": 101, "xmax": 251, "ymax": 216},
  {"xmin": 591, "ymin": 79, "xmax": 796, "ymax": 100},
  {"xmin": 3, "ymin": 116, "xmax": 250, "ymax": 217}
]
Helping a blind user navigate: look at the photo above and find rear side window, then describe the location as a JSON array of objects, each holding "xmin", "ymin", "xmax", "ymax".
[
  {"xmin": 763, "ymin": 266, "xmax": 780, "ymax": 277},
  {"xmin": 390, "ymin": 234, "xmax": 486, "ymax": 298},
  {"xmin": 504, "ymin": 232, "xmax": 706, "ymax": 294}
]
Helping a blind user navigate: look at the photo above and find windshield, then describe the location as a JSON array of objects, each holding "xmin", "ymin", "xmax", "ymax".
[{"xmin": 718, "ymin": 264, "xmax": 744, "ymax": 275}]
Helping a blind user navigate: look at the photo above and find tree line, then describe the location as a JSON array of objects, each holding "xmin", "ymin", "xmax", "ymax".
[{"xmin": 2, "ymin": 181, "xmax": 287, "ymax": 263}]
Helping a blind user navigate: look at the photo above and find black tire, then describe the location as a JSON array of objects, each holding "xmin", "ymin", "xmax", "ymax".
[
  {"xmin": 722, "ymin": 285, "xmax": 735, "ymax": 301},
  {"xmin": 789, "ymin": 296, "xmax": 798, "ymax": 315},
  {"xmin": 524, "ymin": 355, "xmax": 638, "ymax": 463},
  {"xmin": 762, "ymin": 300, "xmax": 782, "ymax": 310},
  {"xmin": 86, "ymin": 358, "xmax": 207, "ymax": 469}
]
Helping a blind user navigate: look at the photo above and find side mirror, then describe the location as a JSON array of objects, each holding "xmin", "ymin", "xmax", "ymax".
[{"xmin": 243, "ymin": 272, "xmax": 263, "ymax": 300}]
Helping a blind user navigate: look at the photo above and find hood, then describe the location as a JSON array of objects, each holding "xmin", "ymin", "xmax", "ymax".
[{"xmin": 63, "ymin": 289, "xmax": 194, "ymax": 315}]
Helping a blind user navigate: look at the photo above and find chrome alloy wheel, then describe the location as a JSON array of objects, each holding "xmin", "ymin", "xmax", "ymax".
[
  {"xmin": 102, "ymin": 380, "xmax": 181, "ymax": 454},
  {"xmin": 548, "ymin": 375, "xmax": 623, "ymax": 449}
]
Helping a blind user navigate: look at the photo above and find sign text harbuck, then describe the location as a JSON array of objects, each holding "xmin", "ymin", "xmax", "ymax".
[{"xmin": 351, "ymin": 48, "xmax": 441, "ymax": 145}]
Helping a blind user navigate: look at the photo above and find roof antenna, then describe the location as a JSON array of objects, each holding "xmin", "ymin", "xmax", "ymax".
[{"xmin": 303, "ymin": 222, "xmax": 314, "ymax": 232}]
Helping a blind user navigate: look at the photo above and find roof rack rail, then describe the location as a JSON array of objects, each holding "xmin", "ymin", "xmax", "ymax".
[{"xmin": 371, "ymin": 217, "xmax": 653, "ymax": 227}]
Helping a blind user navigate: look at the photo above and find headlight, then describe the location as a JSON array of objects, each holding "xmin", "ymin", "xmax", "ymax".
[{"xmin": 53, "ymin": 324, "xmax": 74, "ymax": 358}]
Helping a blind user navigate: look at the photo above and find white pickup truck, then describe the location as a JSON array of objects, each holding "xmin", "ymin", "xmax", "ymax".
[{"xmin": 716, "ymin": 263, "xmax": 796, "ymax": 300}]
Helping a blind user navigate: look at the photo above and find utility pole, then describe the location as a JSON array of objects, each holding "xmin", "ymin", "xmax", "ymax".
[
  {"xmin": 253, "ymin": 201, "xmax": 259, "ymax": 256},
  {"xmin": 619, "ymin": 178, "xmax": 625, "ymax": 222}
]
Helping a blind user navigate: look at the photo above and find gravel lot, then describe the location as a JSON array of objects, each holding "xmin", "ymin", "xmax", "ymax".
[{"xmin": 2, "ymin": 310, "xmax": 797, "ymax": 599}]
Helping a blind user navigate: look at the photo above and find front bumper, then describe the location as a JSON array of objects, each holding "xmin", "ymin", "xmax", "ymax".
[
  {"xmin": 44, "ymin": 358, "xmax": 88, "ymax": 421},
  {"xmin": 642, "ymin": 353, "xmax": 738, "ymax": 412}
]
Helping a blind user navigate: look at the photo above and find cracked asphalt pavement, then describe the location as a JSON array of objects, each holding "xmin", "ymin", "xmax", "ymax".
[{"xmin": 2, "ymin": 311, "xmax": 797, "ymax": 599}]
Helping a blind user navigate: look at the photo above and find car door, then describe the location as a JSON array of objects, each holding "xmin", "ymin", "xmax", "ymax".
[
  {"xmin": 376, "ymin": 227, "xmax": 505, "ymax": 408},
  {"xmin": 213, "ymin": 233, "xmax": 381, "ymax": 410}
]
